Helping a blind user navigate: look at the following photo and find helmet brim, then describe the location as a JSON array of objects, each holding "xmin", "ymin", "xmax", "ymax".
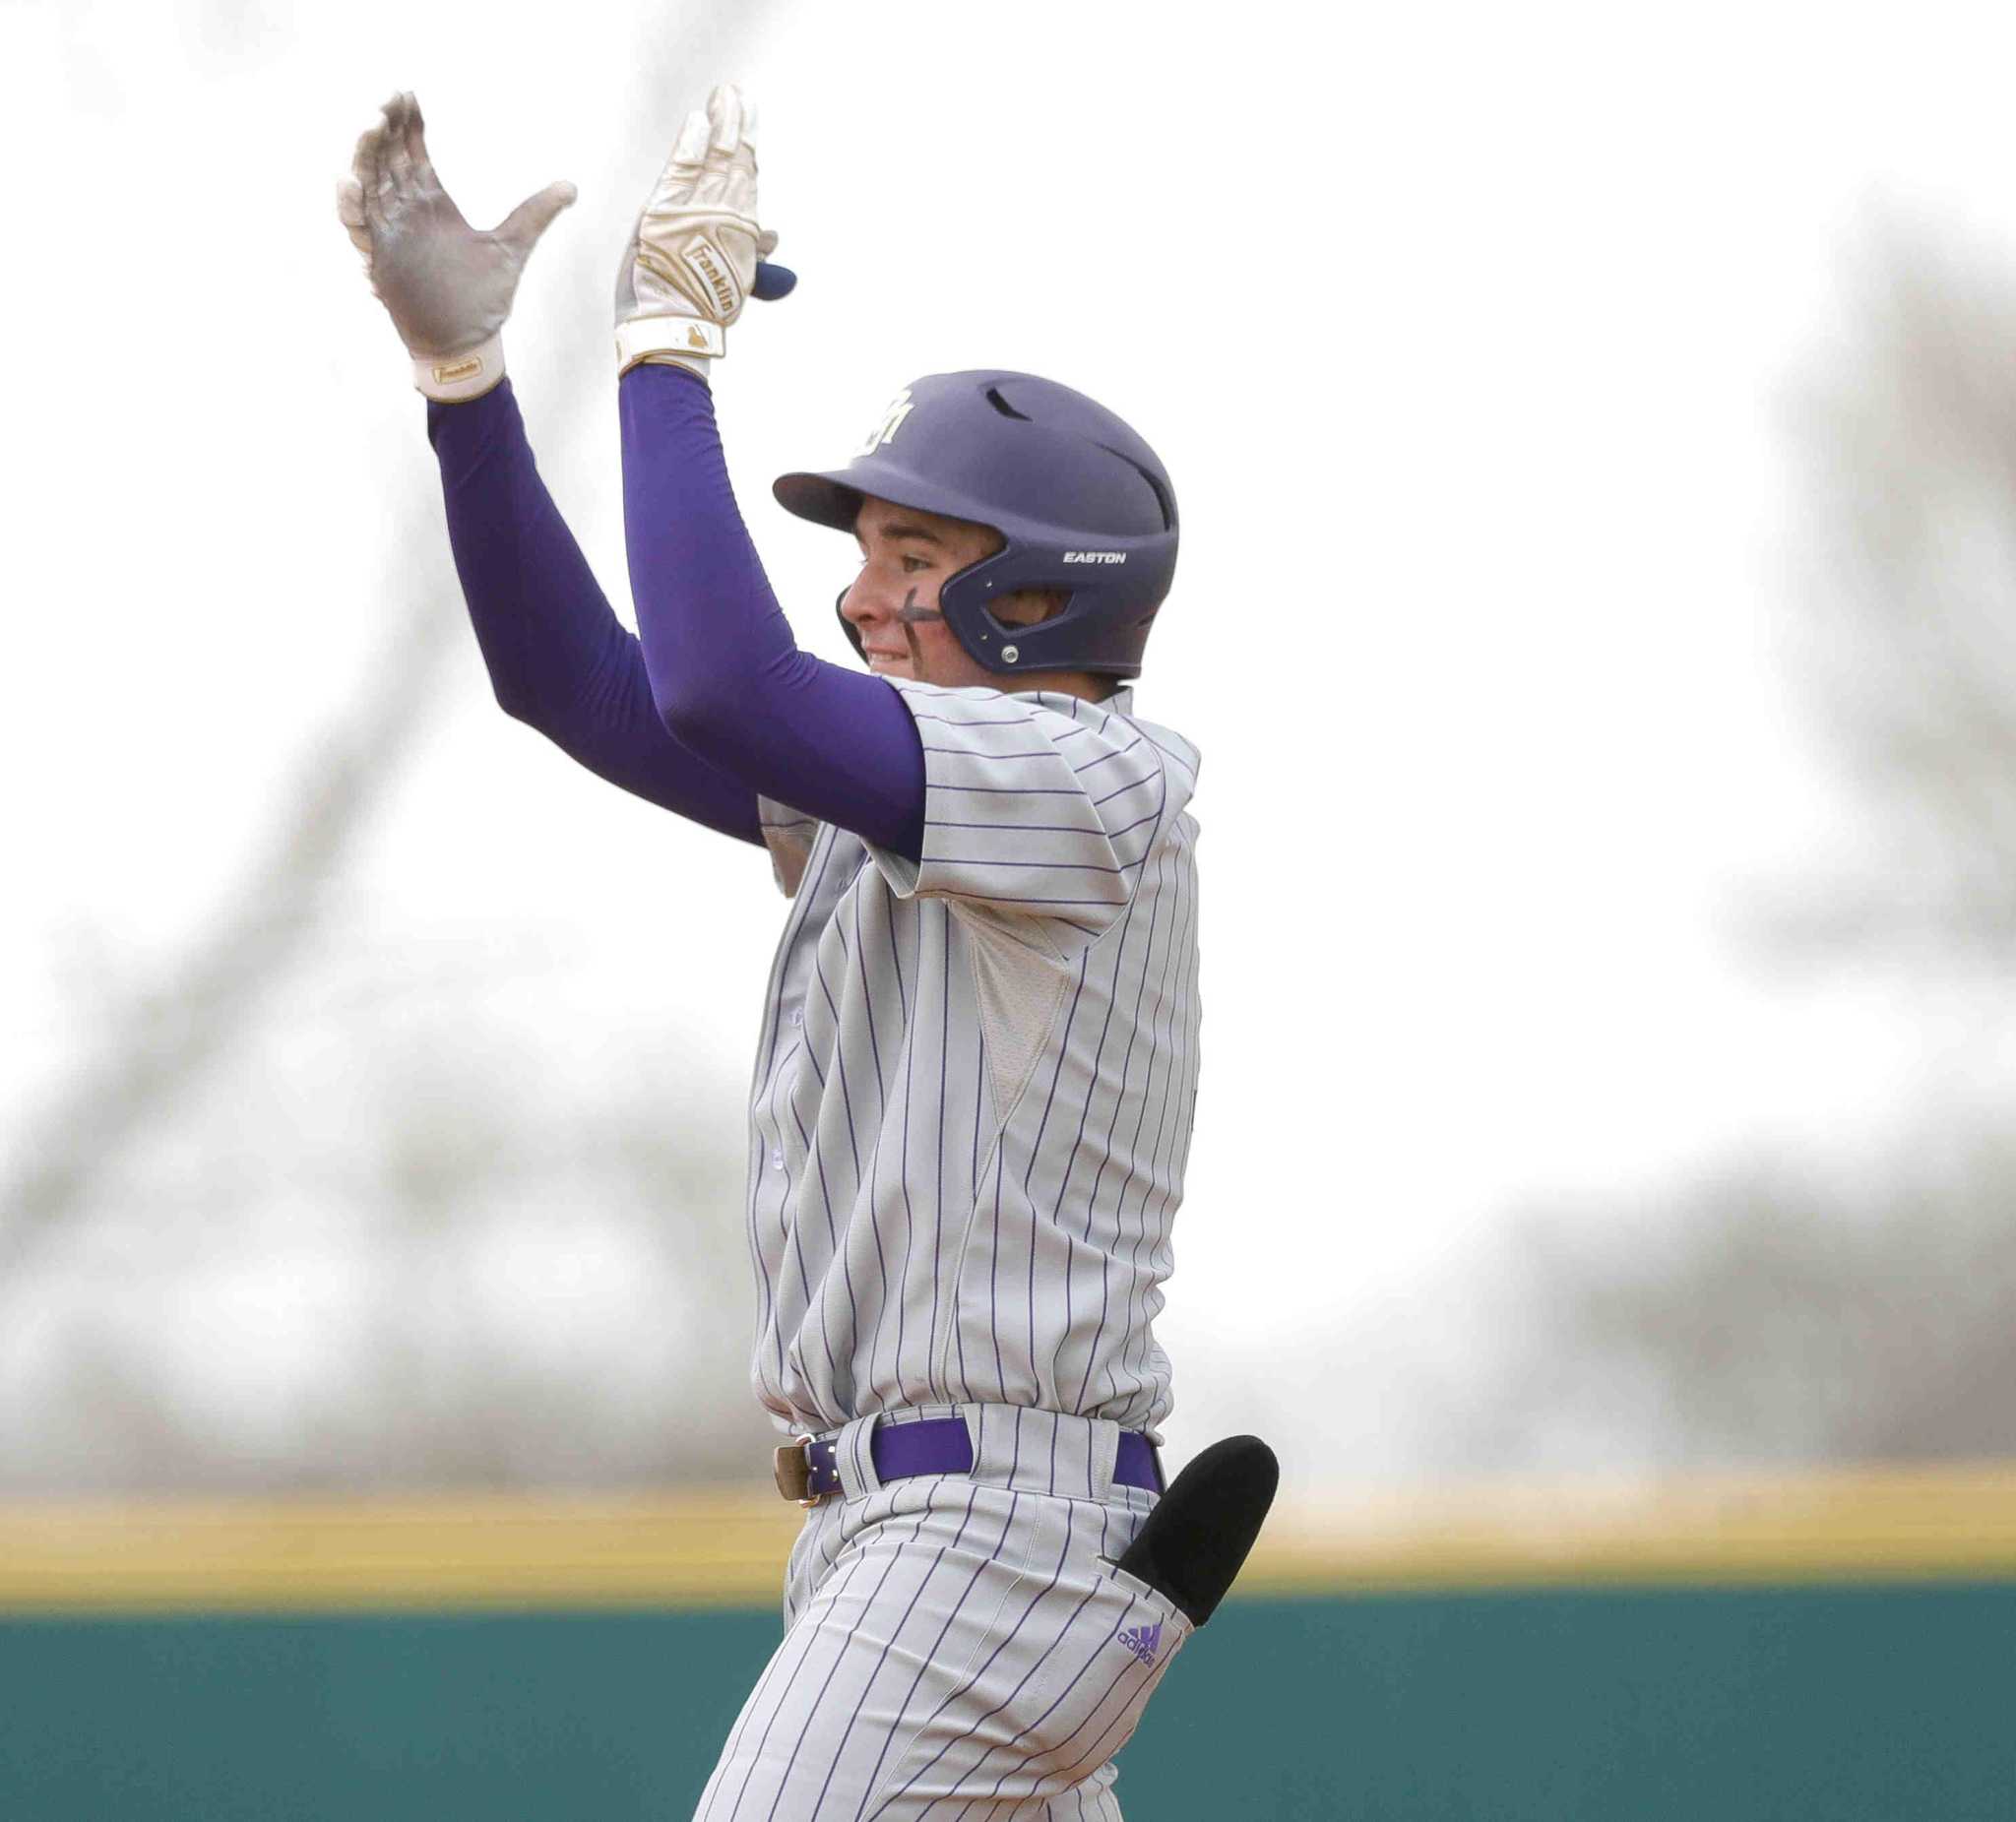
[
  {"xmin": 773, "ymin": 469, "xmax": 1014, "ymax": 542},
  {"xmin": 771, "ymin": 471, "xmax": 860, "ymax": 534}
]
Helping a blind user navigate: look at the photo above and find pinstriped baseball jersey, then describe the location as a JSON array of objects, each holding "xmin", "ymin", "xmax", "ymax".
[{"xmin": 749, "ymin": 681, "xmax": 1201, "ymax": 1443}]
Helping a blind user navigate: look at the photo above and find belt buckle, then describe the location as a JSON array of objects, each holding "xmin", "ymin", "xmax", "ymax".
[{"xmin": 773, "ymin": 1434, "xmax": 831, "ymax": 1507}]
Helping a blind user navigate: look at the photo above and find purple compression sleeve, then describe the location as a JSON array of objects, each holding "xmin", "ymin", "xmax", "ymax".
[
  {"xmin": 427, "ymin": 374, "xmax": 926, "ymax": 861},
  {"xmin": 427, "ymin": 381, "xmax": 762, "ymax": 844},
  {"xmin": 616, "ymin": 362, "xmax": 926, "ymax": 859}
]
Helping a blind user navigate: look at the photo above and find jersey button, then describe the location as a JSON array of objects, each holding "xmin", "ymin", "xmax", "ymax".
[{"xmin": 790, "ymin": 1010, "xmax": 803, "ymax": 1028}]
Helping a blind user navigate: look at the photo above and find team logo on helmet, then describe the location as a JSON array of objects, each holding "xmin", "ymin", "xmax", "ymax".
[{"xmin": 856, "ymin": 388, "xmax": 916, "ymax": 457}]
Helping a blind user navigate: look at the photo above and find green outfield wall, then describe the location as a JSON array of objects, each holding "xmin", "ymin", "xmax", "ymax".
[{"xmin": 4, "ymin": 1470, "xmax": 2014, "ymax": 1819}]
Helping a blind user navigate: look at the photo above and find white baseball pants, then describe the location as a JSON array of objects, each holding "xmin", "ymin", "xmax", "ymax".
[{"xmin": 692, "ymin": 1406, "xmax": 1193, "ymax": 1820}]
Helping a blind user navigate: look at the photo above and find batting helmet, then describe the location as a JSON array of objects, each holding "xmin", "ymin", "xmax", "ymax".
[{"xmin": 772, "ymin": 370, "xmax": 1177, "ymax": 679}]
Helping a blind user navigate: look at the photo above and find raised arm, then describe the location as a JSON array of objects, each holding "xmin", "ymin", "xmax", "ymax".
[
  {"xmin": 617, "ymin": 365, "xmax": 926, "ymax": 857},
  {"xmin": 339, "ymin": 91, "xmax": 762, "ymax": 843},
  {"xmin": 612, "ymin": 86, "xmax": 927, "ymax": 863},
  {"xmin": 427, "ymin": 378, "xmax": 763, "ymax": 841}
]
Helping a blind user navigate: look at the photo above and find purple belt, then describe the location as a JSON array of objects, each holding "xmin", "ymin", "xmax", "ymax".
[{"xmin": 774, "ymin": 1415, "xmax": 1163, "ymax": 1506}]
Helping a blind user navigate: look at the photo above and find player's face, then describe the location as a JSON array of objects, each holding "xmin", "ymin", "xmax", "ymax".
[{"xmin": 842, "ymin": 495, "xmax": 1054, "ymax": 690}]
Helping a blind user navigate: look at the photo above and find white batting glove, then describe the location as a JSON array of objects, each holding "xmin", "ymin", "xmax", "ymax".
[
  {"xmin": 337, "ymin": 92, "xmax": 576, "ymax": 403},
  {"xmin": 614, "ymin": 83, "xmax": 785, "ymax": 381}
]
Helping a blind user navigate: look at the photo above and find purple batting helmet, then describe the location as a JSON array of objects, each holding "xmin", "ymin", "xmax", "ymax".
[{"xmin": 773, "ymin": 370, "xmax": 1178, "ymax": 679}]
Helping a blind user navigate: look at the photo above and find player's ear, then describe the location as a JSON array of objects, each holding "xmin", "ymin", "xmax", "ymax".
[{"xmin": 988, "ymin": 588, "xmax": 1070, "ymax": 630}]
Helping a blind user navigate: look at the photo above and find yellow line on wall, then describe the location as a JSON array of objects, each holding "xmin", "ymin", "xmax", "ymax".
[
  {"xmin": 1238, "ymin": 1462, "xmax": 2016, "ymax": 1595},
  {"xmin": 3, "ymin": 1464, "xmax": 2016, "ymax": 1615},
  {"xmin": 0, "ymin": 1488, "xmax": 802, "ymax": 1615}
]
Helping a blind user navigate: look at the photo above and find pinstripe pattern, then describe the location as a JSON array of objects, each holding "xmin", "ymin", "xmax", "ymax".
[
  {"xmin": 748, "ymin": 685, "xmax": 1201, "ymax": 1443},
  {"xmin": 694, "ymin": 1408, "xmax": 1186, "ymax": 1820},
  {"xmin": 721, "ymin": 684, "xmax": 1201, "ymax": 1817}
]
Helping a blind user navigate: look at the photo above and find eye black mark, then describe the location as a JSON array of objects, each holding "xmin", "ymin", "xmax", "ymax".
[{"xmin": 896, "ymin": 586, "xmax": 942, "ymax": 668}]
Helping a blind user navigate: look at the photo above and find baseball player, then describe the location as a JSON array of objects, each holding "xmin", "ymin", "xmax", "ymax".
[{"xmin": 339, "ymin": 83, "xmax": 1272, "ymax": 1818}]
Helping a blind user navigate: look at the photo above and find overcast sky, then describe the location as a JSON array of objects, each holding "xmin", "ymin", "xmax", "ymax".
[{"xmin": 7, "ymin": 0, "xmax": 2016, "ymax": 1483}]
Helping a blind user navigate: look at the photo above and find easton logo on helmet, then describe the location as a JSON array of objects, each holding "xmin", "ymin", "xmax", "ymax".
[
  {"xmin": 856, "ymin": 388, "xmax": 916, "ymax": 457},
  {"xmin": 1063, "ymin": 551, "xmax": 1127, "ymax": 564}
]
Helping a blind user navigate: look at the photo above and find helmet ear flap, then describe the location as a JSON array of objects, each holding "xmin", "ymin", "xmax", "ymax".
[{"xmin": 835, "ymin": 587, "xmax": 865, "ymax": 661}]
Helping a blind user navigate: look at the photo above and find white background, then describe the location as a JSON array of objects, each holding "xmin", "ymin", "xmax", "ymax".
[{"xmin": 4, "ymin": 0, "xmax": 2012, "ymax": 1491}]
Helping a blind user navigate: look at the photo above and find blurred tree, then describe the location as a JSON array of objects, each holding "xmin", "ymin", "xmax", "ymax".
[
  {"xmin": 0, "ymin": 580, "xmax": 453, "ymax": 1284},
  {"xmin": 1779, "ymin": 226, "xmax": 2016, "ymax": 953},
  {"xmin": 1470, "ymin": 1135, "xmax": 2016, "ymax": 1472},
  {"xmin": 1473, "ymin": 225, "xmax": 2016, "ymax": 1473},
  {"xmin": 0, "ymin": 1011, "xmax": 768, "ymax": 1493},
  {"xmin": 0, "ymin": 4, "xmax": 790, "ymax": 1492}
]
